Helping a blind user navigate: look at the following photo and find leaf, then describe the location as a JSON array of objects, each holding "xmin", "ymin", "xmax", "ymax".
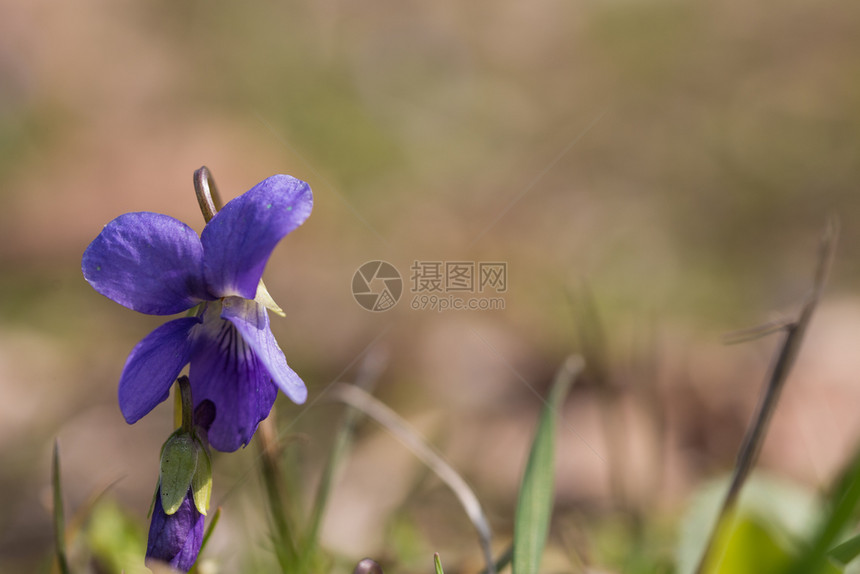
[
  {"xmin": 86, "ymin": 500, "xmax": 149, "ymax": 574},
  {"xmin": 676, "ymin": 474, "xmax": 821, "ymax": 574},
  {"xmin": 512, "ymin": 356, "xmax": 583, "ymax": 574},
  {"xmin": 829, "ymin": 533, "xmax": 860, "ymax": 567},
  {"xmin": 706, "ymin": 514, "xmax": 792, "ymax": 573},
  {"xmin": 789, "ymin": 445, "xmax": 860, "ymax": 574},
  {"xmin": 692, "ymin": 501, "xmax": 841, "ymax": 574},
  {"xmin": 708, "ymin": 514, "xmax": 841, "ymax": 574}
]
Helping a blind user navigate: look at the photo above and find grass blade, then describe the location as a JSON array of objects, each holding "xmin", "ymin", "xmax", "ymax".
[
  {"xmin": 570, "ymin": 285, "xmax": 631, "ymax": 510},
  {"xmin": 479, "ymin": 543, "xmax": 514, "ymax": 574},
  {"xmin": 301, "ymin": 349, "xmax": 387, "ymax": 572},
  {"xmin": 694, "ymin": 220, "xmax": 837, "ymax": 574},
  {"xmin": 434, "ymin": 552, "xmax": 445, "ymax": 574},
  {"xmin": 788, "ymin": 444, "xmax": 860, "ymax": 573},
  {"xmin": 52, "ymin": 440, "xmax": 71, "ymax": 574},
  {"xmin": 328, "ymin": 382, "xmax": 498, "ymax": 574},
  {"xmin": 257, "ymin": 416, "xmax": 299, "ymax": 572},
  {"xmin": 189, "ymin": 506, "xmax": 221, "ymax": 574},
  {"xmin": 512, "ymin": 356, "xmax": 584, "ymax": 574},
  {"xmin": 828, "ymin": 531, "xmax": 860, "ymax": 567}
]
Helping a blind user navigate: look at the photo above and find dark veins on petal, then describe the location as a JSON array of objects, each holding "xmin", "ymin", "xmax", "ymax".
[{"xmin": 189, "ymin": 305, "xmax": 279, "ymax": 451}]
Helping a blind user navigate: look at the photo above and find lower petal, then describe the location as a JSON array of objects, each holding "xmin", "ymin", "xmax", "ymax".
[
  {"xmin": 189, "ymin": 310, "xmax": 278, "ymax": 452},
  {"xmin": 221, "ymin": 297, "xmax": 307, "ymax": 404},
  {"xmin": 119, "ymin": 317, "xmax": 198, "ymax": 424}
]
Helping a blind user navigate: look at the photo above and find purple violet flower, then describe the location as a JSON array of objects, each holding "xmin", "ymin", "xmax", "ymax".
[
  {"xmin": 82, "ymin": 175, "xmax": 312, "ymax": 451},
  {"xmin": 146, "ymin": 486, "xmax": 205, "ymax": 572}
]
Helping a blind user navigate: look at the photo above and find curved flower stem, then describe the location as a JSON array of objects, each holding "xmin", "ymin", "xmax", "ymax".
[
  {"xmin": 194, "ymin": 166, "xmax": 224, "ymax": 223},
  {"xmin": 177, "ymin": 376, "xmax": 194, "ymax": 433}
]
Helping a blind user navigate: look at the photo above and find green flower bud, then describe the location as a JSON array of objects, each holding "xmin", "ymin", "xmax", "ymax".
[{"xmin": 159, "ymin": 432, "xmax": 198, "ymax": 515}]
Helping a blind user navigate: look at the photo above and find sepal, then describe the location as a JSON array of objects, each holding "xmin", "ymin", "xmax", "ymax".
[
  {"xmin": 255, "ymin": 279, "xmax": 285, "ymax": 317},
  {"xmin": 159, "ymin": 432, "xmax": 198, "ymax": 515},
  {"xmin": 191, "ymin": 445, "xmax": 212, "ymax": 516}
]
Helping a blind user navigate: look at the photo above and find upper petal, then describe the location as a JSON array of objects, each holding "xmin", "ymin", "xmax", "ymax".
[
  {"xmin": 83, "ymin": 212, "xmax": 209, "ymax": 315},
  {"xmin": 222, "ymin": 296, "xmax": 307, "ymax": 405},
  {"xmin": 201, "ymin": 175, "xmax": 312, "ymax": 299},
  {"xmin": 188, "ymin": 305, "xmax": 279, "ymax": 452},
  {"xmin": 119, "ymin": 317, "xmax": 198, "ymax": 424}
]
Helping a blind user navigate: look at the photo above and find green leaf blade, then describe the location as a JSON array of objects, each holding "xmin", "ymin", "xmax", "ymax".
[
  {"xmin": 512, "ymin": 356, "xmax": 583, "ymax": 574},
  {"xmin": 434, "ymin": 552, "xmax": 445, "ymax": 574},
  {"xmin": 52, "ymin": 440, "xmax": 71, "ymax": 574},
  {"xmin": 829, "ymin": 533, "xmax": 860, "ymax": 566}
]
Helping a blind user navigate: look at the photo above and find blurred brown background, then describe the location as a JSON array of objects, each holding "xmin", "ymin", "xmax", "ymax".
[{"xmin": 2, "ymin": 0, "xmax": 860, "ymax": 571}]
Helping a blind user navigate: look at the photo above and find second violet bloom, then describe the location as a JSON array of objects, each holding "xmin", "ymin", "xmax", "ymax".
[{"xmin": 82, "ymin": 175, "xmax": 312, "ymax": 452}]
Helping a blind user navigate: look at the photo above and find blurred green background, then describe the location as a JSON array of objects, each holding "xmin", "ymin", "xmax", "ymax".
[{"xmin": 2, "ymin": 0, "xmax": 860, "ymax": 571}]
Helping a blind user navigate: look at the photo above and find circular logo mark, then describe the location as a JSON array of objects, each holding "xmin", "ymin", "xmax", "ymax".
[{"xmin": 352, "ymin": 261, "xmax": 403, "ymax": 312}]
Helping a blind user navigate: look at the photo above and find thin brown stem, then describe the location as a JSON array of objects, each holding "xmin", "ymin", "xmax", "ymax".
[
  {"xmin": 693, "ymin": 219, "xmax": 838, "ymax": 573},
  {"xmin": 193, "ymin": 166, "xmax": 224, "ymax": 223}
]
